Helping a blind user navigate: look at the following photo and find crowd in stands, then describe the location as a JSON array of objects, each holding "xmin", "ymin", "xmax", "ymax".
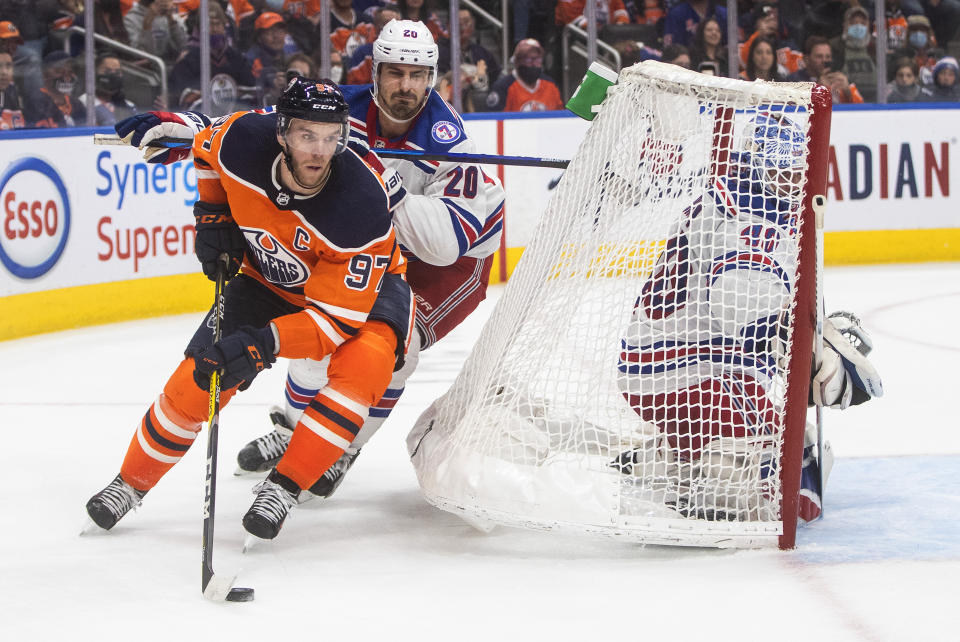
[{"xmin": 2, "ymin": 0, "xmax": 960, "ymax": 130}]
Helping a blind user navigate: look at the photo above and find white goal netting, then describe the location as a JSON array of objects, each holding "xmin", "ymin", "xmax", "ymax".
[{"xmin": 408, "ymin": 62, "xmax": 823, "ymax": 548}]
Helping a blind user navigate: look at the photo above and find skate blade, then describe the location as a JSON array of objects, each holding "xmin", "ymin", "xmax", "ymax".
[
  {"xmin": 242, "ymin": 534, "xmax": 261, "ymax": 554},
  {"xmin": 79, "ymin": 517, "xmax": 108, "ymax": 536},
  {"xmin": 233, "ymin": 466, "xmax": 271, "ymax": 477}
]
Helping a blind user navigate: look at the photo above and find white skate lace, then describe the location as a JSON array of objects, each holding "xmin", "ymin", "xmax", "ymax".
[
  {"xmin": 249, "ymin": 480, "xmax": 297, "ymax": 525},
  {"xmin": 97, "ymin": 478, "xmax": 143, "ymax": 518},
  {"xmin": 255, "ymin": 430, "xmax": 291, "ymax": 461},
  {"xmin": 321, "ymin": 451, "xmax": 354, "ymax": 482}
]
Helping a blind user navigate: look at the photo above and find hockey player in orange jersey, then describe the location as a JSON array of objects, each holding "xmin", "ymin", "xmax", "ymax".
[{"xmin": 85, "ymin": 78, "xmax": 414, "ymax": 540}]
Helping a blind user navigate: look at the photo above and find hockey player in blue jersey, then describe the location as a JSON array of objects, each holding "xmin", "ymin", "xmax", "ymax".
[
  {"xmin": 114, "ymin": 19, "xmax": 506, "ymax": 499},
  {"xmin": 616, "ymin": 112, "xmax": 883, "ymax": 522}
]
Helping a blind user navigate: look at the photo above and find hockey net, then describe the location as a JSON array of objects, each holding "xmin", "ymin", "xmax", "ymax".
[{"xmin": 408, "ymin": 62, "xmax": 832, "ymax": 549}]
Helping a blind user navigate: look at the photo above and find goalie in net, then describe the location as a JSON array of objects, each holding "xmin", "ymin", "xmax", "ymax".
[
  {"xmin": 407, "ymin": 64, "xmax": 882, "ymax": 548},
  {"xmin": 613, "ymin": 112, "xmax": 882, "ymax": 524}
]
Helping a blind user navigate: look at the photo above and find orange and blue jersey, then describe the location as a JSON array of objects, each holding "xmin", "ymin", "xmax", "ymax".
[{"xmin": 192, "ymin": 109, "xmax": 406, "ymax": 361}]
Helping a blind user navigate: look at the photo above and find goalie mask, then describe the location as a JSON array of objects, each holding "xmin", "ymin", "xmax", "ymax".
[{"xmin": 741, "ymin": 112, "xmax": 807, "ymax": 204}]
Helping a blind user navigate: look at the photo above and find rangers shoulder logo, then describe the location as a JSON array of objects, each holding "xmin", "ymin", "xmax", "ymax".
[
  {"xmin": 431, "ymin": 121, "xmax": 461, "ymax": 143},
  {"xmin": 242, "ymin": 228, "xmax": 309, "ymax": 287}
]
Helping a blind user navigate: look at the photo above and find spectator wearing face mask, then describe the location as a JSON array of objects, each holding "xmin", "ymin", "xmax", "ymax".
[
  {"xmin": 922, "ymin": 55, "xmax": 960, "ymax": 101},
  {"xmin": 893, "ymin": 14, "xmax": 941, "ymax": 87},
  {"xmin": 79, "ymin": 53, "xmax": 137, "ymax": 126},
  {"xmin": 830, "ymin": 6, "xmax": 877, "ymax": 102},
  {"xmin": 170, "ymin": 3, "xmax": 255, "ymax": 115},
  {"xmin": 485, "ymin": 38, "xmax": 562, "ymax": 112},
  {"xmin": 900, "ymin": 0, "xmax": 960, "ymax": 51},
  {"xmin": 24, "ymin": 51, "xmax": 87, "ymax": 127}
]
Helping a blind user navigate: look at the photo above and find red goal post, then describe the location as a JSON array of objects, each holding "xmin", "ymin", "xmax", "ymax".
[{"xmin": 409, "ymin": 62, "xmax": 833, "ymax": 549}]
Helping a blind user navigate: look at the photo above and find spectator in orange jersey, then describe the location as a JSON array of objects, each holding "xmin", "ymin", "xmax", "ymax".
[
  {"xmin": 739, "ymin": 3, "xmax": 801, "ymax": 77},
  {"xmin": 330, "ymin": 0, "xmax": 374, "ymax": 59},
  {"xmin": 0, "ymin": 50, "xmax": 25, "ymax": 130},
  {"xmin": 486, "ymin": 38, "xmax": 562, "ymax": 112},
  {"xmin": 556, "ymin": 0, "xmax": 630, "ymax": 29},
  {"xmin": 346, "ymin": 5, "xmax": 400, "ymax": 85},
  {"xmin": 326, "ymin": 0, "xmax": 375, "ymax": 83},
  {"xmin": 631, "ymin": 0, "xmax": 665, "ymax": 26},
  {"xmin": 24, "ymin": 51, "xmax": 86, "ymax": 127}
]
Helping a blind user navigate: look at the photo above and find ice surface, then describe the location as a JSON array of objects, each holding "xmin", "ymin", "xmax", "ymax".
[{"xmin": 1, "ymin": 264, "xmax": 958, "ymax": 641}]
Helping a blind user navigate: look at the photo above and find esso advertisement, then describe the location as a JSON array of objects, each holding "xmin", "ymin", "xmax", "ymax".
[
  {"xmin": 0, "ymin": 132, "xmax": 199, "ymax": 297},
  {"xmin": 0, "ymin": 157, "xmax": 70, "ymax": 279}
]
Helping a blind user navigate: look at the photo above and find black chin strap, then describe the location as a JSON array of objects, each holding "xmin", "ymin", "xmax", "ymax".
[{"xmin": 280, "ymin": 141, "xmax": 323, "ymax": 192}]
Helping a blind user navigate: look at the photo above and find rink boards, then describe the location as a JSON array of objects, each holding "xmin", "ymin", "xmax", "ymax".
[{"xmin": 1, "ymin": 104, "xmax": 959, "ymax": 340}]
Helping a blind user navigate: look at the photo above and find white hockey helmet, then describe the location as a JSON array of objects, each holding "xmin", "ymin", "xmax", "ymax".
[{"xmin": 372, "ymin": 19, "xmax": 439, "ymax": 92}]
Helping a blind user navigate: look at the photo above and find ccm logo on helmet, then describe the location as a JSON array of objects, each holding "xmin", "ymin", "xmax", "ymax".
[{"xmin": 0, "ymin": 157, "xmax": 71, "ymax": 279}]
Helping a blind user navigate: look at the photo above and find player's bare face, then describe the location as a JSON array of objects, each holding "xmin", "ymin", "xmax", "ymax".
[
  {"xmin": 378, "ymin": 63, "xmax": 431, "ymax": 121},
  {"xmin": 279, "ymin": 120, "xmax": 342, "ymax": 192}
]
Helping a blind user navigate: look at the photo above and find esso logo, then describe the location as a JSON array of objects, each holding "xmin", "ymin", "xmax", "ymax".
[{"xmin": 0, "ymin": 157, "xmax": 71, "ymax": 279}]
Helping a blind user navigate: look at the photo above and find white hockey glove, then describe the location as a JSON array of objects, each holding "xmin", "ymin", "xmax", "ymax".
[
  {"xmin": 114, "ymin": 111, "xmax": 210, "ymax": 164},
  {"xmin": 381, "ymin": 167, "xmax": 408, "ymax": 211},
  {"xmin": 811, "ymin": 311, "xmax": 884, "ymax": 409}
]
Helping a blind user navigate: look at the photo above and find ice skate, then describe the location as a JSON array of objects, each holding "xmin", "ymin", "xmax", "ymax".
[
  {"xmin": 242, "ymin": 470, "xmax": 300, "ymax": 540},
  {"xmin": 85, "ymin": 474, "xmax": 146, "ymax": 531},
  {"xmin": 235, "ymin": 407, "xmax": 292, "ymax": 475},
  {"xmin": 301, "ymin": 449, "xmax": 361, "ymax": 503}
]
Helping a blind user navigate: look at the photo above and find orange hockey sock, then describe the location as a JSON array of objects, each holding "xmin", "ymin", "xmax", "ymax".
[
  {"xmin": 276, "ymin": 387, "xmax": 367, "ymax": 490},
  {"xmin": 275, "ymin": 322, "xmax": 395, "ymax": 489},
  {"xmin": 120, "ymin": 358, "xmax": 239, "ymax": 491}
]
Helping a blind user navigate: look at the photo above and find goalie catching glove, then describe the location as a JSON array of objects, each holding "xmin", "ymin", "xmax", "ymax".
[
  {"xmin": 811, "ymin": 311, "xmax": 884, "ymax": 409},
  {"xmin": 114, "ymin": 110, "xmax": 210, "ymax": 164},
  {"xmin": 194, "ymin": 325, "xmax": 278, "ymax": 390}
]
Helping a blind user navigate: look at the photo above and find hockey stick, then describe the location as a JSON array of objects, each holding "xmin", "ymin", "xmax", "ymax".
[
  {"xmin": 92, "ymin": 133, "xmax": 571, "ymax": 169},
  {"xmin": 812, "ymin": 195, "xmax": 827, "ymax": 522},
  {"xmin": 201, "ymin": 256, "xmax": 255, "ymax": 603}
]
